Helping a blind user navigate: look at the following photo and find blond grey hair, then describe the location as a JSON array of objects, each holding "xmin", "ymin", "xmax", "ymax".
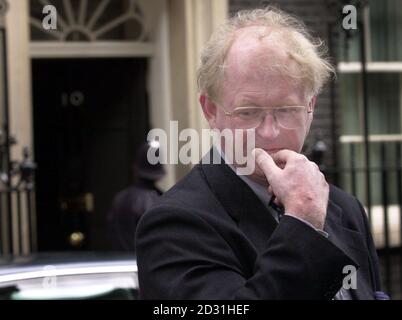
[{"xmin": 196, "ymin": 6, "xmax": 335, "ymax": 101}]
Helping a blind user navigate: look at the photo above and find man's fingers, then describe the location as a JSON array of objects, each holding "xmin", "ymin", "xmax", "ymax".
[
  {"xmin": 252, "ymin": 148, "xmax": 281, "ymax": 181},
  {"xmin": 270, "ymin": 149, "xmax": 296, "ymax": 162},
  {"xmin": 271, "ymin": 149, "xmax": 306, "ymax": 168},
  {"xmin": 274, "ymin": 197, "xmax": 282, "ymax": 206}
]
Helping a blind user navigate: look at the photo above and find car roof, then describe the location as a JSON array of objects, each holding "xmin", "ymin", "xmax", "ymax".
[
  {"xmin": 0, "ymin": 252, "xmax": 138, "ymax": 299},
  {"xmin": 0, "ymin": 252, "xmax": 137, "ymax": 281}
]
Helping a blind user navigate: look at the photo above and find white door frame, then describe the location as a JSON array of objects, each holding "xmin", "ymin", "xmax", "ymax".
[{"xmin": 28, "ymin": 0, "xmax": 175, "ymax": 190}]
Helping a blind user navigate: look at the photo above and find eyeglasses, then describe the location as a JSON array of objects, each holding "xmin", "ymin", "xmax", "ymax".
[{"xmin": 217, "ymin": 104, "xmax": 312, "ymax": 129}]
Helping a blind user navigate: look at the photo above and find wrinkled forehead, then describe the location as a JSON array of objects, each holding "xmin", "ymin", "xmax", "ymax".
[
  {"xmin": 221, "ymin": 26, "xmax": 307, "ymax": 104},
  {"xmin": 224, "ymin": 26, "xmax": 301, "ymax": 84}
]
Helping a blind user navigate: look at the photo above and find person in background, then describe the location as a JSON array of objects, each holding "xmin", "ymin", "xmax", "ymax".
[{"xmin": 107, "ymin": 141, "xmax": 165, "ymax": 252}]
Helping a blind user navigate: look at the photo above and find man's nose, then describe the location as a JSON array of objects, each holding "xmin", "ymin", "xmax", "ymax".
[{"xmin": 255, "ymin": 112, "xmax": 280, "ymax": 139}]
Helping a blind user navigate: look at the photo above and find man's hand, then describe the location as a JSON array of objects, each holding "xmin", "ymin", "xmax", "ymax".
[{"xmin": 252, "ymin": 148, "xmax": 329, "ymax": 230}]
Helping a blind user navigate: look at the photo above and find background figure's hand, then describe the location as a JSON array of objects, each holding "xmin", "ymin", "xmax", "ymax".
[{"xmin": 252, "ymin": 148, "xmax": 329, "ymax": 230}]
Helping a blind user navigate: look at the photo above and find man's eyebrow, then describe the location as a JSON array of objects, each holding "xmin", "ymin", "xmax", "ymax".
[
  {"xmin": 232, "ymin": 97, "xmax": 264, "ymax": 107},
  {"xmin": 234, "ymin": 101, "xmax": 303, "ymax": 108},
  {"xmin": 234, "ymin": 102, "xmax": 259, "ymax": 108},
  {"xmin": 232, "ymin": 94, "xmax": 305, "ymax": 108}
]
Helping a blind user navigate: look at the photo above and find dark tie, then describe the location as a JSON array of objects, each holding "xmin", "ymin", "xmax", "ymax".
[{"xmin": 269, "ymin": 196, "xmax": 285, "ymax": 221}]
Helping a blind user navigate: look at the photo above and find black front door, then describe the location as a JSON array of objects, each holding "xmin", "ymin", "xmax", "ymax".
[{"xmin": 32, "ymin": 58, "xmax": 149, "ymax": 251}]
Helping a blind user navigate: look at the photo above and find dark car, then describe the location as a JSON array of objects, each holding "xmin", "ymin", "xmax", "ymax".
[{"xmin": 0, "ymin": 252, "xmax": 138, "ymax": 300}]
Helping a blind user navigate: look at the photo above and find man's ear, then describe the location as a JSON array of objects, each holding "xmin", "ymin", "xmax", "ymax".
[
  {"xmin": 309, "ymin": 96, "xmax": 317, "ymax": 112},
  {"xmin": 199, "ymin": 95, "xmax": 218, "ymax": 127},
  {"xmin": 304, "ymin": 95, "xmax": 316, "ymax": 138}
]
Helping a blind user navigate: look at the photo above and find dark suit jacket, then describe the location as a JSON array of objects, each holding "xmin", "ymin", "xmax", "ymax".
[{"xmin": 136, "ymin": 152, "xmax": 382, "ymax": 299}]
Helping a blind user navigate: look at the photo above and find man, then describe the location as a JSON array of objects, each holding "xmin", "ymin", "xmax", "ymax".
[
  {"xmin": 107, "ymin": 141, "xmax": 165, "ymax": 252},
  {"xmin": 136, "ymin": 7, "xmax": 382, "ymax": 299}
]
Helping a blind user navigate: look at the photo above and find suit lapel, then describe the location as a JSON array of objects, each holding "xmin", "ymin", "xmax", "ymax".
[{"xmin": 200, "ymin": 153, "xmax": 278, "ymax": 253}]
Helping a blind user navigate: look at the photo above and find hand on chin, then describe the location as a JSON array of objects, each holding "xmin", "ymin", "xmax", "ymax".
[
  {"xmin": 249, "ymin": 166, "xmax": 270, "ymax": 187},
  {"xmin": 249, "ymin": 149, "xmax": 286, "ymax": 187}
]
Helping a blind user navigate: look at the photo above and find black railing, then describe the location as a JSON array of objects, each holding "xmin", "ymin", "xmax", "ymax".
[
  {"xmin": 0, "ymin": 146, "xmax": 37, "ymax": 256},
  {"xmin": 321, "ymin": 140, "xmax": 402, "ymax": 299},
  {"xmin": 1, "ymin": 2, "xmax": 37, "ymax": 256}
]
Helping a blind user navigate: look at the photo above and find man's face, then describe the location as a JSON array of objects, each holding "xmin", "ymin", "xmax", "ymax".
[{"xmin": 202, "ymin": 27, "xmax": 314, "ymax": 185}]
